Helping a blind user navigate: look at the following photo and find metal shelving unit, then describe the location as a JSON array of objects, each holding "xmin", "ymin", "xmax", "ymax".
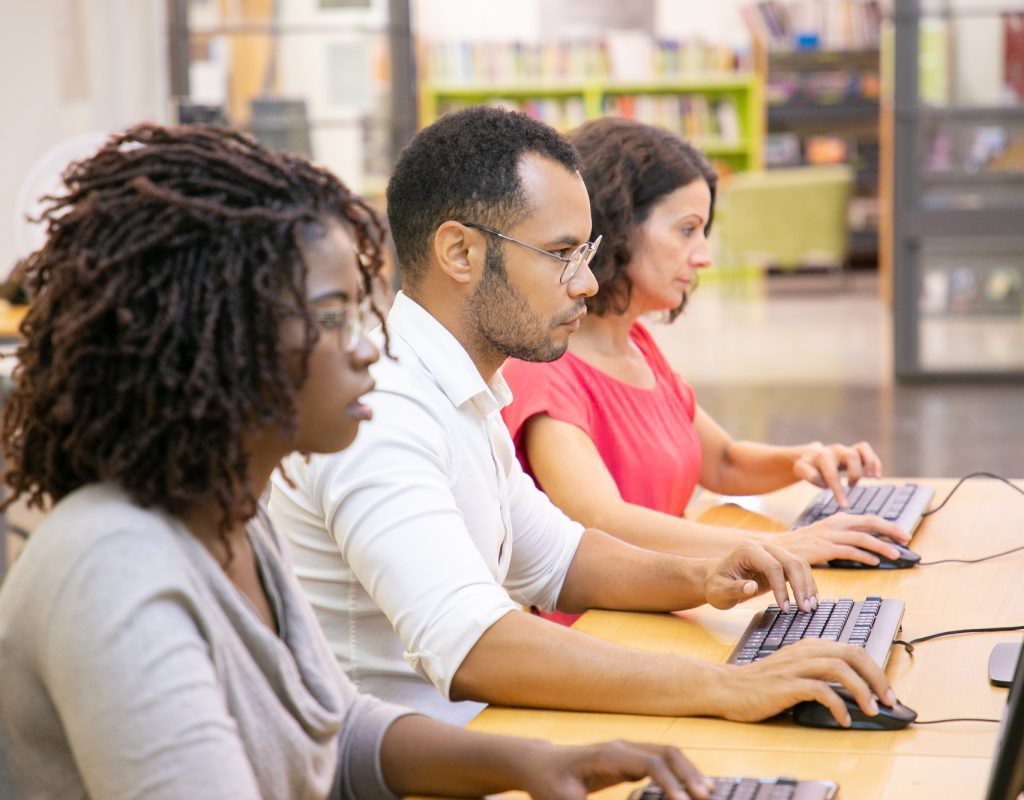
[
  {"xmin": 763, "ymin": 47, "xmax": 882, "ymax": 264},
  {"xmin": 891, "ymin": 0, "xmax": 1024, "ymax": 379}
]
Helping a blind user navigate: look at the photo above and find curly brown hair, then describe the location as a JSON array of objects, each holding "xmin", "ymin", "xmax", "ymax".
[
  {"xmin": 571, "ymin": 117, "xmax": 717, "ymax": 321},
  {"xmin": 2, "ymin": 123, "xmax": 386, "ymax": 541}
]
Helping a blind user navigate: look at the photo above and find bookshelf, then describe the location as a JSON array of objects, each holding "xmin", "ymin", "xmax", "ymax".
[
  {"xmin": 743, "ymin": 1, "xmax": 884, "ymax": 266},
  {"xmin": 891, "ymin": 0, "xmax": 1024, "ymax": 379},
  {"xmin": 418, "ymin": 74, "xmax": 764, "ymax": 174},
  {"xmin": 758, "ymin": 46, "xmax": 882, "ymax": 264}
]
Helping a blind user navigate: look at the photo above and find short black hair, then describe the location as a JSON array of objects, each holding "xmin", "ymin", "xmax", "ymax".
[
  {"xmin": 386, "ymin": 105, "xmax": 582, "ymax": 287},
  {"xmin": 2, "ymin": 123, "xmax": 386, "ymax": 546},
  {"xmin": 571, "ymin": 117, "xmax": 717, "ymax": 320}
]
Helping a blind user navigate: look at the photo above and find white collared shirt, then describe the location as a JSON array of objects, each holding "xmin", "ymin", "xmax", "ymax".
[{"xmin": 269, "ymin": 292, "xmax": 584, "ymax": 725}]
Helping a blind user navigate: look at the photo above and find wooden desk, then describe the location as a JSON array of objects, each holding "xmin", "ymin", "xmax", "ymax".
[
  {"xmin": 0, "ymin": 304, "xmax": 26, "ymax": 340},
  {"xmin": 466, "ymin": 478, "xmax": 1024, "ymax": 800}
]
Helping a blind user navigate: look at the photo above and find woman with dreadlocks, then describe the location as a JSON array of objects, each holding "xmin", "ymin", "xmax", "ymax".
[{"xmin": 0, "ymin": 124, "xmax": 712, "ymax": 800}]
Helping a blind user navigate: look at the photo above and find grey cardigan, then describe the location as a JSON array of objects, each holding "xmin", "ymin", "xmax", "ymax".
[{"xmin": 0, "ymin": 484, "xmax": 412, "ymax": 799}]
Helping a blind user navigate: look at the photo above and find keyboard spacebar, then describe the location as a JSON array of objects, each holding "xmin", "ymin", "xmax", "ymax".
[{"xmin": 862, "ymin": 599, "xmax": 905, "ymax": 669}]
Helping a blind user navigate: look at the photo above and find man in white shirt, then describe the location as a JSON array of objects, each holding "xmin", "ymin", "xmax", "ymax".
[{"xmin": 270, "ymin": 106, "xmax": 898, "ymax": 727}]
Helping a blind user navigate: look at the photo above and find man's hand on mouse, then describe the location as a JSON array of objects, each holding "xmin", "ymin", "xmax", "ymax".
[{"xmin": 713, "ymin": 640, "xmax": 897, "ymax": 727}]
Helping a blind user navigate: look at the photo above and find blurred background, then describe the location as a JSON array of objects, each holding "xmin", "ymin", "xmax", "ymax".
[{"xmin": 1, "ymin": 0, "xmax": 1022, "ymax": 498}]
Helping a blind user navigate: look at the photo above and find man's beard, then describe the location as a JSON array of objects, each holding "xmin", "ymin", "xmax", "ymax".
[{"xmin": 465, "ymin": 245, "xmax": 582, "ymax": 364}]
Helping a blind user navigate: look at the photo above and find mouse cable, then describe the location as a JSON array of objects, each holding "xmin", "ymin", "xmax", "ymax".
[
  {"xmin": 893, "ymin": 624, "xmax": 1024, "ymax": 655},
  {"xmin": 919, "ymin": 543, "xmax": 1024, "ymax": 566},
  {"xmin": 921, "ymin": 471, "xmax": 1024, "ymax": 518},
  {"xmin": 913, "ymin": 717, "xmax": 1000, "ymax": 725}
]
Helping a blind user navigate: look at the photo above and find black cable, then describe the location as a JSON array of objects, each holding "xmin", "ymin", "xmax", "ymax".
[
  {"xmin": 920, "ymin": 544, "xmax": 1024, "ymax": 566},
  {"xmin": 921, "ymin": 471, "xmax": 1024, "ymax": 518},
  {"xmin": 914, "ymin": 717, "xmax": 1000, "ymax": 725},
  {"xmin": 893, "ymin": 624, "xmax": 1024, "ymax": 655},
  {"xmin": 914, "ymin": 471, "xmax": 1024, "ymax": 565}
]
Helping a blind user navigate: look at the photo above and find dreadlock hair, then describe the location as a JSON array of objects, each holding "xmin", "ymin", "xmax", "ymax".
[
  {"xmin": 571, "ymin": 117, "xmax": 717, "ymax": 322},
  {"xmin": 1, "ymin": 123, "xmax": 387, "ymax": 556}
]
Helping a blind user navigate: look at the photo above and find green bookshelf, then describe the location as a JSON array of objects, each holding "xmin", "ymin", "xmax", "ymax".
[{"xmin": 419, "ymin": 74, "xmax": 764, "ymax": 173}]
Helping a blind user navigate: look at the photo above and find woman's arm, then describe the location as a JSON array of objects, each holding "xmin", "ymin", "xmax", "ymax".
[
  {"xmin": 380, "ymin": 713, "xmax": 712, "ymax": 800},
  {"xmin": 523, "ymin": 414, "xmax": 907, "ymax": 564},
  {"xmin": 524, "ymin": 413, "xmax": 763, "ymax": 557},
  {"xmin": 694, "ymin": 406, "xmax": 883, "ymax": 505}
]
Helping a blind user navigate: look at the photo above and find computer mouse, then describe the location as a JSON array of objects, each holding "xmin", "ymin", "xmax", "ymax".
[
  {"xmin": 792, "ymin": 685, "xmax": 917, "ymax": 730},
  {"xmin": 829, "ymin": 541, "xmax": 921, "ymax": 570}
]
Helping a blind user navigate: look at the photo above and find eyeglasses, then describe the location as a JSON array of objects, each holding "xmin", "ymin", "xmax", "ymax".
[
  {"xmin": 463, "ymin": 222, "xmax": 602, "ymax": 284},
  {"xmin": 312, "ymin": 296, "xmax": 374, "ymax": 352}
]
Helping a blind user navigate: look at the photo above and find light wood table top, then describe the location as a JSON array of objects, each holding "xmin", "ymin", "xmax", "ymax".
[
  {"xmin": 0, "ymin": 304, "xmax": 26, "ymax": 340},
  {"xmin": 464, "ymin": 478, "xmax": 1024, "ymax": 800}
]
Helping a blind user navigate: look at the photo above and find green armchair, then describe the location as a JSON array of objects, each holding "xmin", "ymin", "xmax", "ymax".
[{"xmin": 714, "ymin": 164, "xmax": 855, "ymax": 277}]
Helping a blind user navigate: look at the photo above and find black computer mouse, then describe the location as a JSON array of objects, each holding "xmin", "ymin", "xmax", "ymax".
[
  {"xmin": 792, "ymin": 685, "xmax": 917, "ymax": 730},
  {"xmin": 829, "ymin": 541, "xmax": 921, "ymax": 570}
]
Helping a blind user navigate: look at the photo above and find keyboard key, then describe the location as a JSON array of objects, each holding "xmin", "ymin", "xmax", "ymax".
[
  {"xmin": 865, "ymin": 484, "xmax": 894, "ymax": 515},
  {"xmin": 849, "ymin": 486, "xmax": 875, "ymax": 513}
]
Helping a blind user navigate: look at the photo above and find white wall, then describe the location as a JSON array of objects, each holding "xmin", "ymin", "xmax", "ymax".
[{"xmin": 1, "ymin": 0, "xmax": 169, "ymax": 275}]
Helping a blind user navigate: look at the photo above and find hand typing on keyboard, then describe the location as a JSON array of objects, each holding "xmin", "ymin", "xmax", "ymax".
[
  {"xmin": 718, "ymin": 639, "xmax": 898, "ymax": 728},
  {"xmin": 771, "ymin": 513, "xmax": 910, "ymax": 568},
  {"xmin": 791, "ymin": 440, "xmax": 883, "ymax": 508},
  {"xmin": 524, "ymin": 740, "xmax": 714, "ymax": 800},
  {"xmin": 703, "ymin": 542, "xmax": 818, "ymax": 613}
]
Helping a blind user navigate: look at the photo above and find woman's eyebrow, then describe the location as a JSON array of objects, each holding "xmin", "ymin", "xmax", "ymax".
[{"xmin": 309, "ymin": 290, "xmax": 352, "ymax": 304}]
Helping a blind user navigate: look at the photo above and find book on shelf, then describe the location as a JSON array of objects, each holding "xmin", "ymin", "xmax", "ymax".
[
  {"xmin": 765, "ymin": 132, "xmax": 801, "ymax": 166},
  {"xmin": 768, "ymin": 68, "xmax": 878, "ymax": 106},
  {"xmin": 1006, "ymin": 12, "xmax": 1024, "ymax": 102},
  {"xmin": 806, "ymin": 134, "xmax": 848, "ymax": 164},
  {"xmin": 601, "ymin": 94, "xmax": 744, "ymax": 144},
  {"xmin": 921, "ymin": 265, "xmax": 1023, "ymax": 316},
  {"xmin": 423, "ymin": 38, "xmax": 744, "ymax": 84},
  {"xmin": 926, "ymin": 125, "xmax": 1024, "ymax": 177},
  {"xmin": 741, "ymin": 0, "xmax": 881, "ymax": 50},
  {"xmin": 436, "ymin": 95, "xmax": 587, "ymax": 132},
  {"xmin": 919, "ymin": 18, "xmax": 950, "ymax": 107}
]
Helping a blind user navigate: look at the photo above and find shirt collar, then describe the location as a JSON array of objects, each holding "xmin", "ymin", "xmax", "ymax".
[{"xmin": 387, "ymin": 291, "xmax": 512, "ymax": 415}]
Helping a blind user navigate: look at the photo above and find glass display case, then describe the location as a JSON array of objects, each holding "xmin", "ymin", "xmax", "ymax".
[{"xmin": 891, "ymin": 0, "xmax": 1024, "ymax": 377}]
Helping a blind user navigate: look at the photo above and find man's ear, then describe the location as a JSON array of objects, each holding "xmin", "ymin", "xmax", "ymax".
[{"xmin": 433, "ymin": 221, "xmax": 484, "ymax": 286}]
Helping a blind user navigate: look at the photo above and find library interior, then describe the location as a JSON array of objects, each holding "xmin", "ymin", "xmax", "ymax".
[{"xmin": 2, "ymin": 1, "xmax": 1024, "ymax": 799}]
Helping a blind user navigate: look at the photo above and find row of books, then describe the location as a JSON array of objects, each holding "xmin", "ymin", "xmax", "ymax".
[
  {"xmin": 601, "ymin": 95, "xmax": 743, "ymax": 144},
  {"xmin": 921, "ymin": 265, "xmax": 1024, "ymax": 316},
  {"xmin": 741, "ymin": 0, "xmax": 881, "ymax": 50},
  {"xmin": 926, "ymin": 126, "xmax": 1024, "ymax": 176},
  {"xmin": 766, "ymin": 69, "xmax": 880, "ymax": 105},
  {"xmin": 435, "ymin": 97, "xmax": 588, "ymax": 133},
  {"xmin": 769, "ymin": 133, "xmax": 879, "ymax": 170},
  {"xmin": 434, "ymin": 94, "xmax": 744, "ymax": 144},
  {"xmin": 423, "ymin": 38, "xmax": 745, "ymax": 85}
]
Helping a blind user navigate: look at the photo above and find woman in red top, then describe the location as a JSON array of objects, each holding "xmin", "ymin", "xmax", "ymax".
[{"xmin": 502, "ymin": 119, "xmax": 908, "ymax": 625}]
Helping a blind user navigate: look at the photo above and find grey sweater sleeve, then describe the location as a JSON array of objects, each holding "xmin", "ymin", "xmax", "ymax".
[{"xmin": 334, "ymin": 696, "xmax": 418, "ymax": 800}]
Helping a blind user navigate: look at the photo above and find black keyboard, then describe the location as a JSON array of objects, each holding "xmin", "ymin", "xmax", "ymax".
[
  {"xmin": 727, "ymin": 597, "xmax": 904, "ymax": 668},
  {"xmin": 638, "ymin": 776, "xmax": 837, "ymax": 800},
  {"xmin": 791, "ymin": 482, "xmax": 934, "ymax": 536}
]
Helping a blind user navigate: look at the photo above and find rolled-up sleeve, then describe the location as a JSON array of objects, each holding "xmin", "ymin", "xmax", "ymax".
[
  {"xmin": 499, "ymin": 435, "xmax": 585, "ymax": 612},
  {"xmin": 314, "ymin": 388, "xmax": 521, "ymax": 700}
]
